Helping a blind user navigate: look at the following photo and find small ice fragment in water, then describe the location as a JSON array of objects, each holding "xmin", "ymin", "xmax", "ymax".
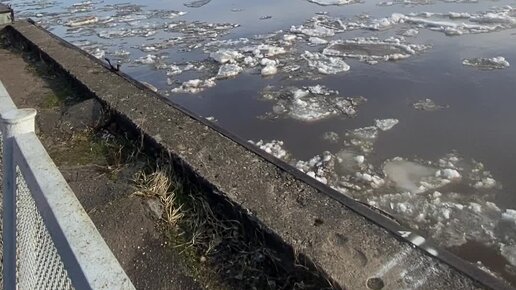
[
  {"xmin": 210, "ymin": 49, "xmax": 244, "ymax": 64},
  {"xmin": 66, "ymin": 16, "xmax": 98, "ymax": 27},
  {"xmin": 283, "ymin": 34, "xmax": 297, "ymax": 42},
  {"xmin": 135, "ymin": 54, "xmax": 158, "ymax": 64},
  {"xmin": 309, "ymin": 37, "xmax": 329, "ymax": 45},
  {"xmin": 441, "ymin": 168, "xmax": 461, "ymax": 180},
  {"xmin": 248, "ymin": 140, "xmax": 289, "ymax": 160},
  {"xmin": 307, "ymin": 0, "xmax": 359, "ymax": 5},
  {"xmin": 354, "ymin": 155, "xmax": 365, "ymax": 165},
  {"xmin": 501, "ymin": 244, "xmax": 516, "ymax": 267},
  {"xmin": 171, "ymin": 78, "xmax": 216, "ymax": 94},
  {"xmin": 322, "ymin": 131, "xmax": 340, "ymax": 143},
  {"xmin": 216, "ymin": 64, "xmax": 243, "ymax": 78},
  {"xmin": 184, "ymin": 0, "xmax": 211, "ymax": 8},
  {"xmin": 462, "ymin": 57, "xmax": 510, "ymax": 70},
  {"xmin": 413, "ymin": 98, "xmax": 446, "ymax": 111},
  {"xmin": 375, "ymin": 118, "xmax": 399, "ymax": 131},
  {"xmin": 302, "ymin": 51, "xmax": 350, "ymax": 74},
  {"xmin": 402, "ymin": 28, "xmax": 419, "ymax": 37},
  {"xmin": 142, "ymin": 82, "xmax": 158, "ymax": 92},
  {"xmin": 261, "ymin": 64, "xmax": 278, "ymax": 76},
  {"xmin": 383, "ymin": 159, "xmax": 437, "ymax": 193}
]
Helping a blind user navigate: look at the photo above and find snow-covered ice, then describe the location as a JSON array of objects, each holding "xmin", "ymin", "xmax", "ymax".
[
  {"xmin": 375, "ymin": 118, "xmax": 399, "ymax": 131},
  {"xmin": 413, "ymin": 98, "xmax": 447, "ymax": 111},
  {"xmin": 216, "ymin": 64, "xmax": 243, "ymax": 78},
  {"xmin": 261, "ymin": 85, "xmax": 365, "ymax": 121},
  {"xmin": 249, "ymin": 140, "xmax": 289, "ymax": 160},
  {"xmin": 302, "ymin": 51, "xmax": 351, "ymax": 74},
  {"xmin": 463, "ymin": 56, "xmax": 510, "ymax": 70},
  {"xmin": 323, "ymin": 37, "xmax": 429, "ymax": 62},
  {"xmin": 171, "ymin": 78, "xmax": 216, "ymax": 94},
  {"xmin": 307, "ymin": 0, "xmax": 359, "ymax": 5}
]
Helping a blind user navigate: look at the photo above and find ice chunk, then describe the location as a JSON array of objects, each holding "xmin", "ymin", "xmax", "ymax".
[
  {"xmin": 171, "ymin": 78, "xmax": 216, "ymax": 94},
  {"xmin": 216, "ymin": 64, "xmax": 243, "ymax": 78},
  {"xmin": 307, "ymin": 0, "xmax": 358, "ymax": 5},
  {"xmin": 384, "ymin": 159, "xmax": 437, "ymax": 193},
  {"xmin": 441, "ymin": 168, "xmax": 461, "ymax": 180},
  {"xmin": 323, "ymin": 37, "xmax": 428, "ymax": 62},
  {"xmin": 501, "ymin": 244, "xmax": 516, "ymax": 267},
  {"xmin": 402, "ymin": 28, "xmax": 419, "ymax": 37},
  {"xmin": 261, "ymin": 64, "xmax": 278, "ymax": 76},
  {"xmin": 262, "ymin": 86, "xmax": 365, "ymax": 121},
  {"xmin": 323, "ymin": 131, "xmax": 340, "ymax": 143},
  {"xmin": 291, "ymin": 24, "xmax": 335, "ymax": 37},
  {"xmin": 135, "ymin": 54, "xmax": 158, "ymax": 64},
  {"xmin": 210, "ymin": 49, "xmax": 244, "ymax": 64},
  {"xmin": 463, "ymin": 57, "xmax": 510, "ymax": 70},
  {"xmin": 184, "ymin": 0, "xmax": 211, "ymax": 8},
  {"xmin": 413, "ymin": 98, "xmax": 447, "ymax": 111},
  {"xmin": 66, "ymin": 16, "xmax": 98, "ymax": 27},
  {"xmin": 249, "ymin": 140, "xmax": 289, "ymax": 160},
  {"xmin": 375, "ymin": 118, "xmax": 399, "ymax": 131},
  {"xmin": 302, "ymin": 51, "xmax": 350, "ymax": 74},
  {"xmin": 309, "ymin": 37, "xmax": 329, "ymax": 45}
]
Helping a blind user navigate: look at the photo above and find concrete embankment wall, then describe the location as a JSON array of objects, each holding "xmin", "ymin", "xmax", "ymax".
[{"xmin": 1, "ymin": 20, "xmax": 511, "ymax": 290}]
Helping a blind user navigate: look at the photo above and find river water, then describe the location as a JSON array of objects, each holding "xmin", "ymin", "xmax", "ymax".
[{"xmin": 3, "ymin": 0, "xmax": 516, "ymax": 286}]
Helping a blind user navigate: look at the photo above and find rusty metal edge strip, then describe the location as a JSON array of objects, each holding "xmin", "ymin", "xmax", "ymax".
[{"xmin": 10, "ymin": 19, "xmax": 515, "ymax": 290}]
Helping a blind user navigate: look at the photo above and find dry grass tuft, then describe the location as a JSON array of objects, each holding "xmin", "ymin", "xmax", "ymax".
[{"xmin": 132, "ymin": 163, "xmax": 338, "ymax": 290}]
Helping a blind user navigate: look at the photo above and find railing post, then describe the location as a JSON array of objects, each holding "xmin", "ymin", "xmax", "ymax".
[{"xmin": 1, "ymin": 108, "xmax": 37, "ymax": 290}]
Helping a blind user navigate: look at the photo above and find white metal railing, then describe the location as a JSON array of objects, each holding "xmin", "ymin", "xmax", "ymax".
[{"xmin": 1, "ymin": 81, "xmax": 135, "ymax": 290}]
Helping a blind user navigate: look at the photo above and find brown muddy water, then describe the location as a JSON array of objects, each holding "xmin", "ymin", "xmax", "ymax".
[{"xmin": 4, "ymin": 0, "xmax": 516, "ymax": 286}]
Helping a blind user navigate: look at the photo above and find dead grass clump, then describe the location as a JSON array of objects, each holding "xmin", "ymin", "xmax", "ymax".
[
  {"xmin": 132, "ymin": 163, "xmax": 338, "ymax": 290},
  {"xmin": 133, "ymin": 168, "xmax": 185, "ymax": 228}
]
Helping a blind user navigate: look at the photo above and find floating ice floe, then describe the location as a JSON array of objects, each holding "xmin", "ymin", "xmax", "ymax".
[
  {"xmin": 309, "ymin": 37, "xmax": 329, "ymax": 45},
  {"xmin": 307, "ymin": 0, "xmax": 359, "ymax": 5},
  {"xmin": 184, "ymin": 0, "xmax": 211, "ymax": 8},
  {"xmin": 290, "ymin": 23, "xmax": 336, "ymax": 37},
  {"xmin": 248, "ymin": 140, "xmax": 289, "ymax": 160},
  {"xmin": 322, "ymin": 131, "xmax": 340, "ymax": 143},
  {"xmin": 171, "ymin": 78, "xmax": 216, "ymax": 94},
  {"xmin": 323, "ymin": 37, "xmax": 429, "ymax": 63},
  {"xmin": 135, "ymin": 54, "xmax": 159, "ymax": 64},
  {"xmin": 463, "ymin": 56, "xmax": 510, "ymax": 70},
  {"xmin": 375, "ymin": 118, "xmax": 399, "ymax": 131},
  {"xmin": 210, "ymin": 49, "xmax": 244, "ymax": 64},
  {"xmin": 402, "ymin": 28, "xmax": 419, "ymax": 37},
  {"xmin": 345, "ymin": 126, "xmax": 379, "ymax": 153},
  {"xmin": 302, "ymin": 51, "xmax": 351, "ymax": 74},
  {"xmin": 216, "ymin": 64, "xmax": 243, "ymax": 78},
  {"xmin": 261, "ymin": 85, "xmax": 366, "ymax": 121},
  {"xmin": 66, "ymin": 16, "xmax": 98, "ymax": 27},
  {"xmin": 401, "ymin": 7, "xmax": 516, "ymax": 36},
  {"xmin": 295, "ymin": 151, "xmax": 334, "ymax": 184},
  {"xmin": 413, "ymin": 98, "xmax": 447, "ymax": 111}
]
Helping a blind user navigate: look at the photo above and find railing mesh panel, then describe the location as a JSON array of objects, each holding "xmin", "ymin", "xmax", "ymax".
[{"xmin": 15, "ymin": 167, "xmax": 74, "ymax": 290}]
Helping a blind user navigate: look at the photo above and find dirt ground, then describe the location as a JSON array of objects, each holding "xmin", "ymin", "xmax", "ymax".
[{"xmin": 0, "ymin": 33, "xmax": 204, "ymax": 290}]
